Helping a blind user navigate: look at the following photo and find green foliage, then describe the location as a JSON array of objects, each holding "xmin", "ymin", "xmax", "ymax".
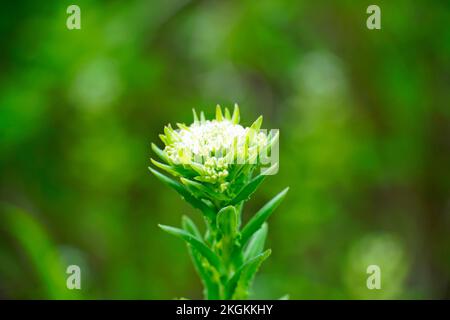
[
  {"xmin": 244, "ymin": 223, "xmax": 268, "ymax": 262},
  {"xmin": 149, "ymin": 167, "xmax": 215, "ymax": 220},
  {"xmin": 240, "ymin": 187, "xmax": 289, "ymax": 246},
  {"xmin": 227, "ymin": 250, "xmax": 272, "ymax": 300},
  {"xmin": 152, "ymin": 108, "xmax": 289, "ymax": 299},
  {"xmin": 0, "ymin": 205, "xmax": 81, "ymax": 299},
  {"xmin": 158, "ymin": 224, "xmax": 223, "ymax": 273},
  {"xmin": 0, "ymin": 0, "xmax": 447, "ymax": 300}
]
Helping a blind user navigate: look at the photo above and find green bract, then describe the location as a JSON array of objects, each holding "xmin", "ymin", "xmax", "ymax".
[{"xmin": 150, "ymin": 105, "xmax": 288, "ymax": 300}]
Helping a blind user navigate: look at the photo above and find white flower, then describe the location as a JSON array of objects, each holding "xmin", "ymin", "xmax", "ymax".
[{"xmin": 151, "ymin": 104, "xmax": 277, "ymax": 203}]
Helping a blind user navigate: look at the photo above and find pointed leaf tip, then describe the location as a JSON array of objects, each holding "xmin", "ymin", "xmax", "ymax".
[
  {"xmin": 181, "ymin": 215, "xmax": 202, "ymax": 240},
  {"xmin": 151, "ymin": 158, "xmax": 179, "ymax": 177},
  {"xmin": 232, "ymin": 104, "xmax": 240, "ymax": 124},
  {"xmin": 151, "ymin": 143, "xmax": 169, "ymax": 163},
  {"xmin": 216, "ymin": 104, "xmax": 223, "ymax": 121},
  {"xmin": 240, "ymin": 187, "xmax": 289, "ymax": 246},
  {"xmin": 192, "ymin": 108, "xmax": 199, "ymax": 123},
  {"xmin": 251, "ymin": 115, "xmax": 263, "ymax": 131},
  {"xmin": 159, "ymin": 134, "xmax": 167, "ymax": 145},
  {"xmin": 230, "ymin": 167, "xmax": 276, "ymax": 205},
  {"xmin": 158, "ymin": 224, "xmax": 223, "ymax": 273},
  {"xmin": 244, "ymin": 223, "xmax": 268, "ymax": 261},
  {"xmin": 226, "ymin": 249, "xmax": 271, "ymax": 299},
  {"xmin": 148, "ymin": 167, "xmax": 215, "ymax": 220},
  {"xmin": 216, "ymin": 206, "xmax": 238, "ymax": 236},
  {"xmin": 224, "ymin": 107, "xmax": 231, "ymax": 120}
]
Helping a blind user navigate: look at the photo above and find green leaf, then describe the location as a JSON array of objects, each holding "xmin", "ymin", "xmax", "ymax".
[
  {"xmin": 181, "ymin": 215, "xmax": 203, "ymax": 240},
  {"xmin": 188, "ymin": 245, "xmax": 221, "ymax": 299},
  {"xmin": 159, "ymin": 134, "xmax": 167, "ymax": 145},
  {"xmin": 158, "ymin": 224, "xmax": 223, "ymax": 273},
  {"xmin": 216, "ymin": 104, "xmax": 223, "ymax": 121},
  {"xmin": 148, "ymin": 167, "xmax": 215, "ymax": 220},
  {"xmin": 231, "ymin": 104, "xmax": 240, "ymax": 124},
  {"xmin": 189, "ymin": 162, "xmax": 208, "ymax": 176},
  {"xmin": 243, "ymin": 223, "xmax": 268, "ymax": 261},
  {"xmin": 151, "ymin": 143, "xmax": 169, "ymax": 163},
  {"xmin": 250, "ymin": 115, "xmax": 263, "ymax": 131},
  {"xmin": 215, "ymin": 206, "xmax": 239, "ymax": 264},
  {"xmin": 164, "ymin": 124, "xmax": 178, "ymax": 144},
  {"xmin": 229, "ymin": 175, "xmax": 265, "ymax": 206},
  {"xmin": 216, "ymin": 206, "xmax": 238, "ymax": 237},
  {"xmin": 181, "ymin": 216, "xmax": 220, "ymax": 299},
  {"xmin": 151, "ymin": 158, "xmax": 180, "ymax": 177},
  {"xmin": 180, "ymin": 177, "xmax": 228, "ymax": 201},
  {"xmin": 229, "ymin": 163, "xmax": 278, "ymax": 205},
  {"xmin": 192, "ymin": 108, "xmax": 199, "ymax": 123},
  {"xmin": 241, "ymin": 187, "xmax": 289, "ymax": 246},
  {"xmin": 176, "ymin": 123, "xmax": 190, "ymax": 131},
  {"xmin": 224, "ymin": 107, "xmax": 231, "ymax": 120},
  {"xmin": 226, "ymin": 249, "xmax": 271, "ymax": 299}
]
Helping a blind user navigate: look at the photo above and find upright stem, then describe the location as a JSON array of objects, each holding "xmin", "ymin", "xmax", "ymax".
[{"xmin": 203, "ymin": 203, "xmax": 245, "ymax": 299}]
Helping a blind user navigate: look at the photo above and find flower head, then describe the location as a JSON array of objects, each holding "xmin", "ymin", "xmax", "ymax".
[{"xmin": 150, "ymin": 105, "xmax": 278, "ymax": 208}]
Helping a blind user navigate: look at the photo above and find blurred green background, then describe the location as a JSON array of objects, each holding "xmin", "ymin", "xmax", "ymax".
[{"xmin": 0, "ymin": 0, "xmax": 449, "ymax": 299}]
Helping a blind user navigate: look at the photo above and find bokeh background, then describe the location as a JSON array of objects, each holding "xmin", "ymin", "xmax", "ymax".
[{"xmin": 0, "ymin": 0, "xmax": 449, "ymax": 299}]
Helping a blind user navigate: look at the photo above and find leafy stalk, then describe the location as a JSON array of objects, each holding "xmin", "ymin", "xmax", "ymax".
[{"xmin": 150, "ymin": 106, "xmax": 289, "ymax": 299}]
